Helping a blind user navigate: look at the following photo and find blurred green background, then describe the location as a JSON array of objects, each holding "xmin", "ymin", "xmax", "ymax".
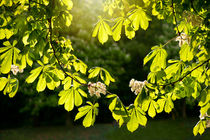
[{"xmin": 0, "ymin": 0, "xmax": 209, "ymax": 139}]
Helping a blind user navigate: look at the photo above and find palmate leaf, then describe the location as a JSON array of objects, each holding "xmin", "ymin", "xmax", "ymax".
[
  {"xmin": 19, "ymin": 52, "xmax": 33, "ymax": 69},
  {"xmin": 0, "ymin": 29, "xmax": 13, "ymax": 39},
  {"xmin": 92, "ymin": 16, "xmax": 112, "ymax": 44},
  {"xmin": 37, "ymin": 73, "xmax": 47, "ymax": 92},
  {"xmin": 127, "ymin": 106, "xmax": 147, "ymax": 132},
  {"xmin": 164, "ymin": 60, "xmax": 183, "ymax": 79},
  {"xmin": 127, "ymin": 6, "xmax": 151, "ymax": 31},
  {"xmin": 107, "ymin": 94, "xmax": 128, "ymax": 127},
  {"xmin": 141, "ymin": 97, "xmax": 159, "ymax": 118},
  {"xmin": 0, "ymin": 41, "xmax": 20, "ymax": 74},
  {"xmin": 58, "ymin": 87, "xmax": 85, "ymax": 111},
  {"xmin": 179, "ymin": 43, "xmax": 194, "ymax": 62},
  {"xmin": 73, "ymin": 60, "xmax": 87, "ymax": 74},
  {"xmin": 26, "ymin": 62, "xmax": 64, "ymax": 92},
  {"xmin": 112, "ymin": 17, "xmax": 124, "ymax": 41},
  {"xmin": 193, "ymin": 121, "xmax": 206, "ymax": 136},
  {"xmin": 0, "ymin": 77, "xmax": 19, "ymax": 98},
  {"xmin": 144, "ymin": 45, "xmax": 167, "ymax": 72},
  {"xmin": 75, "ymin": 102, "xmax": 99, "ymax": 128},
  {"xmin": 191, "ymin": 65, "xmax": 206, "ymax": 83},
  {"xmin": 157, "ymin": 96, "xmax": 174, "ymax": 113},
  {"xmin": 26, "ymin": 66, "xmax": 43, "ymax": 83},
  {"xmin": 112, "ymin": 17, "xmax": 135, "ymax": 41},
  {"xmin": 0, "ymin": 77, "xmax": 8, "ymax": 91},
  {"xmin": 88, "ymin": 67, "xmax": 115, "ymax": 85}
]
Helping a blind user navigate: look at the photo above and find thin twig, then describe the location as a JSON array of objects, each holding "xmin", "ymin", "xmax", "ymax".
[
  {"xmin": 160, "ymin": 58, "xmax": 210, "ymax": 87},
  {"xmin": 162, "ymin": 35, "xmax": 178, "ymax": 47}
]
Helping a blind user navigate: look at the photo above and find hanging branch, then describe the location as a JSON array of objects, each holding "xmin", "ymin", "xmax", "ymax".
[
  {"xmin": 48, "ymin": 17, "xmax": 129, "ymax": 116},
  {"xmin": 48, "ymin": 18, "xmax": 87, "ymax": 86}
]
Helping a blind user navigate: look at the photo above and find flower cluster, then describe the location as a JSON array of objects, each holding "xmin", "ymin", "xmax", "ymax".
[
  {"xmin": 11, "ymin": 65, "xmax": 23, "ymax": 75},
  {"xmin": 88, "ymin": 82, "xmax": 106, "ymax": 98},
  {"xmin": 175, "ymin": 33, "xmax": 190, "ymax": 47},
  {"xmin": 129, "ymin": 79, "xmax": 148, "ymax": 95}
]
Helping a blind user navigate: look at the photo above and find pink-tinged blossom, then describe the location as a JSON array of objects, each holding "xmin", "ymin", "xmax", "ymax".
[
  {"xmin": 129, "ymin": 79, "xmax": 148, "ymax": 95},
  {"xmin": 88, "ymin": 81, "xmax": 106, "ymax": 98}
]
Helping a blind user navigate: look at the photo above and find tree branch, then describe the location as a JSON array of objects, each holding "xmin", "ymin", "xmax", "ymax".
[
  {"xmin": 48, "ymin": 18, "xmax": 87, "ymax": 86},
  {"xmin": 161, "ymin": 58, "xmax": 210, "ymax": 87},
  {"xmin": 48, "ymin": 18, "xmax": 129, "ymax": 116}
]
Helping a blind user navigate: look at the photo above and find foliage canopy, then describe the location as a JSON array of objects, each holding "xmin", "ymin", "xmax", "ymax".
[{"xmin": 0, "ymin": 0, "xmax": 209, "ymax": 136}]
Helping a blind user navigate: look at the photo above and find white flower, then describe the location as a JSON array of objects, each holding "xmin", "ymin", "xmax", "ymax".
[
  {"xmin": 11, "ymin": 65, "xmax": 23, "ymax": 75},
  {"xmin": 129, "ymin": 79, "xmax": 148, "ymax": 95},
  {"xmin": 175, "ymin": 33, "xmax": 190, "ymax": 47},
  {"xmin": 88, "ymin": 81, "xmax": 106, "ymax": 98},
  {"xmin": 199, "ymin": 112, "xmax": 209, "ymax": 120},
  {"xmin": 129, "ymin": 79, "xmax": 135, "ymax": 87}
]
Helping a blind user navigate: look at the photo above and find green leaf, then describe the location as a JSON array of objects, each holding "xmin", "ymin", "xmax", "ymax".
[
  {"xmin": 5, "ymin": 29, "xmax": 13, "ymax": 39},
  {"xmin": 8, "ymin": 78, "xmax": 19, "ymax": 98},
  {"xmin": 88, "ymin": 67, "xmax": 101, "ymax": 78},
  {"xmin": 2, "ymin": 78, "xmax": 19, "ymax": 98},
  {"xmin": 78, "ymin": 88, "xmax": 87, "ymax": 98},
  {"xmin": 102, "ymin": 68, "xmax": 115, "ymax": 85},
  {"xmin": 127, "ymin": 109, "xmax": 139, "ymax": 132},
  {"xmin": 179, "ymin": 43, "xmax": 193, "ymax": 62},
  {"xmin": 58, "ymin": 88, "xmax": 85, "ymax": 111},
  {"xmin": 62, "ymin": 77, "xmax": 72, "ymax": 90},
  {"xmin": 124, "ymin": 20, "xmax": 135, "ymax": 39},
  {"xmin": 60, "ymin": 0, "xmax": 73, "ymax": 10},
  {"xmin": 0, "ymin": 77, "xmax": 8, "ymax": 91},
  {"xmin": 127, "ymin": 7, "xmax": 151, "ymax": 31},
  {"xmin": 144, "ymin": 45, "xmax": 167, "ymax": 72},
  {"xmin": 143, "ymin": 48, "xmax": 158, "ymax": 65},
  {"xmin": 26, "ymin": 67, "xmax": 43, "ymax": 83},
  {"xmin": 83, "ymin": 109, "xmax": 93, "ymax": 128},
  {"xmin": 148, "ymin": 100, "xmax": 157, "ymax": 118},
  {"xmin": 192, "ymin": 82, "xmax": 201, "ymax": 99},
  {"xmin": 75, "ymin": 106, "xmax": 91, "ymax": 121},
  {"xmin": 36, "ymin": 74, "xmax": 46, "ymax": 92},
  {"xmin": 142, "ymin": 97, "xmax": 151, "ymax": 111},
  {"xmin": 0, "ymin": 44, "xmax": 14, "ymax": 74},
  {"xmin": 193, "ymin": 121, "xmax": 206, "ymax": 136},
  {"xmin": 0, "ymin": 29, "xmax": 5, "ymax": 39},
  {"xmin": 164, "ymin": 98, "xmax": 174, "ymax": 113},
  {"xmin": 75, "ymin": 90, "xmax": 83, "ymax": 106},
  {"xmin": 136, "ymin": 108, "xmax": 147, "ymax": 126},
  {"xmin": 109, "ymin": 97, "xmax": 117, "ymax": 111},
  {"xmin": 64, "ymin": 89, "xmax": 74, "ymax": 111},
  {"xmin": 157, "ymin": 98, "xmax": 165, "ymax": 113},
  {"xmin": 165, "ymin": 60, "xmax": 182, "ymax": 79},
  {"xmin": 92, "ymin": 16, "xmax": 112, "ymax": 44},
  {"xmin": 150, "ymin": 47, "xmax": 167, "ymax": 72},
  {"xmin": 112, "ymin": 17, "xmax": 124, "ymax": 41}
]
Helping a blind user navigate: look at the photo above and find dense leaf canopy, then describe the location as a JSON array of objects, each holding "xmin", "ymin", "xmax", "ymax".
[{"xmin": 0, "ymin": 0, "xmax": 209, "ymax": 136}]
